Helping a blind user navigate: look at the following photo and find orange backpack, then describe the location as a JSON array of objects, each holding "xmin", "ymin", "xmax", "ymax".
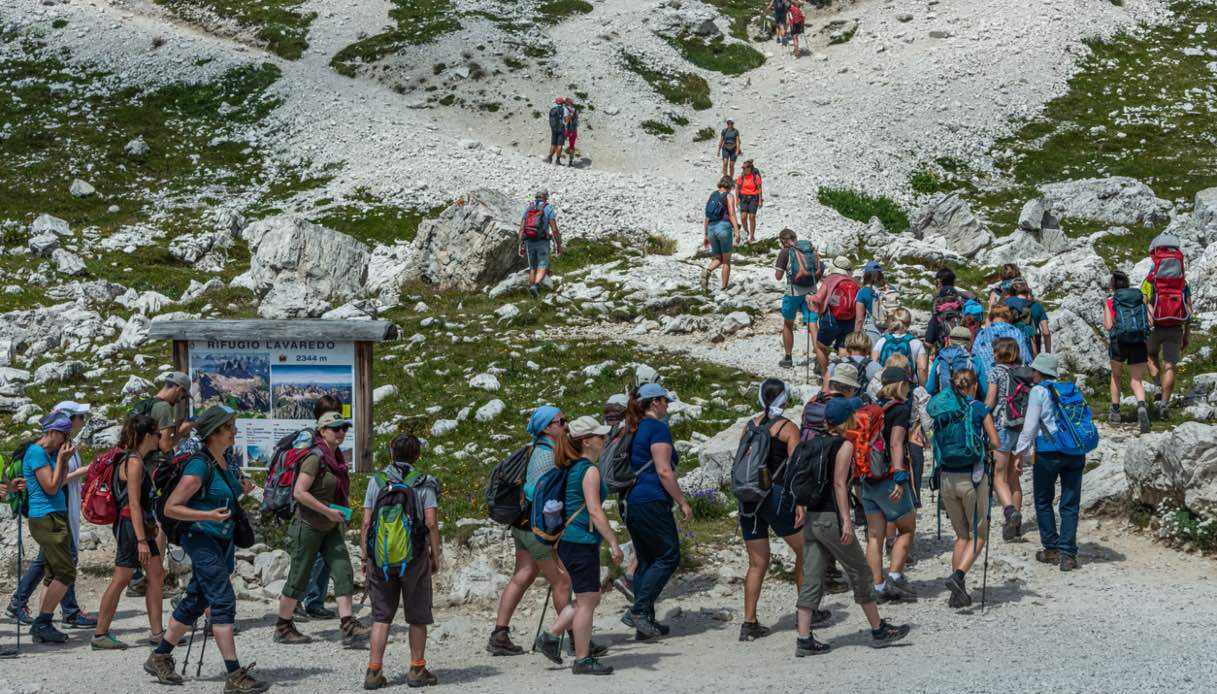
[{"xmin": 844, "ymin": 403, "xmax": 897, "ymax": 483}]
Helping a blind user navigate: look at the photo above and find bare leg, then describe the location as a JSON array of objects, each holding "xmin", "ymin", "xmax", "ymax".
[
  {"xmin": 742, "ymin": 539, "xmax": 771, "ymax": 623},
  {"xmin": 1109, "ymin": 360, "xmax": 1123, "ymax": 405},
  {"xmin": 782, "ymin": 531, "xmax": 805, "ymax": 591},
  {"xmin": 145, "ymin": 559, "xmax": 165, "ymax": 635},
  {"xmin": 1161, "ymin": 361, "xmax": 1176, "ymax": 403},
  {"xmin": 94, "ymin": 567, "xmax": 135, "ymax": 636},
  {"xmin": 494, "ymin": 549, "xmax": 538, "ymax": 627},
  {"xmin": 865, "ymin": 514, "xmax": 888, "ymax": 586},
  {"xmin": 888, "ymin": 513, "xmax": 915, "ymax": 576},
  {"xmin": 993, "ymin": 450, "xmax": 1014, "ymax": 508},
  {"xmin": 719, "ymin": 254, "xmax": 732, "ymax": 289},
  {"xmin": 38, "ymin": 580, "xmax": 69, "ymax": 616},
  {"xmin": 782, "ymin": 320, "xmax": 795, "ymax": 356},
  {"xmin": 536, "ymin": 557, "xmax": 572, "ymax": 614},
  {"xmin": 335, "ymin": 594, "xmax": 353, "ymax": 619},
  {"xmin": 408, "ymin": 624, "xmax": 427, "ymax": 662},
  {"xmin": 369, "ymin": 622, "xmax": 390, "ymax": 665},
  {"xmin": 1129, "ymin": 363, "xmax": 1147, "ymax": 402}
]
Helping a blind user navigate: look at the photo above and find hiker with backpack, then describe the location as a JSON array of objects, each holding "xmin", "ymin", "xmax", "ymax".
[
  {"xmin": 790, "ymin": 396, "xmax": 912, "ymax": 655},
  {"xmin": 702, "ymin": 176, "xmax": 741, "ymax": 292},
  {"xmin": 91, "ymin": 415, "xmax": 167, "ymax": 650},
  {"xmin": 971, "ymin": 304, "xmax": 1033, "ymax": 388},
  {"xmin": 487, "ymin": 406, "xmax": 582, "ymax": 657},
  {"xmin": 1104, "ymin": 271, "xmax": 1152, "ymax": 433},
  {"xmin": 857, "ymin": 261, "xmax": 896, "ymax": 345},
  {"xmin": 147, "ymin": 404, "xmax": 268, "ymax": 693},
  {"xmin": 767, "ymin": 0, "xmax": 790, "ymax": 46},
  {"xmin": 534, "ymin": 417, "xmax": 624, "ymax": 675},
  {"xmin": 361, "ymin": 433, "xmax": 441, "ymax": 689},
  {"xmin": 928, "ymin": 369, "xmax": 1000, "ymax": 608},
  {"xmin": 623, "ymin": 383, "xmax": 691, "ymax": 640},
  {"xmin": 788, "ymin": 0, "xmax": 806, "ymax": 57},
  {"xmin": 718, "ymin": 119, "xmax": 741, "ymax": 178},
  {"xmin": 1007, "ymin": 279, "xmax": 1052, "ymax": 354},
  {"xmin": 925, "ymin": 268, "xmax": 975, "ymax": 349},
  {"xmin": 984, "ymin": 337, "xmax": 1032, "ymax": 541},
  {"xmin": 871, "ymin": 308, "xmax": 928, "ymax": 386},
  {"xmin": 518, "ymin": 190, "xmax": 563, "ymax": 299},
  {"xmin": 808, "ymin": 257, "xmax": 863, "ymax": 384},
  {"xmin": 562, "ymin": 97, "xmax": 579, "ymax": 167},
  {"xmin": 987, "ymin": 263, "xmax": 1023, "ymax": 310},
  {"xmin": 272, "ymin": 411, "xmax": 370, "ymax": 647},
  {"xmin": 1141, "ymin": 233, "xmax": 1193, "ymax": 419},
  {"xmin": 732, "ymin": 379, "xmax": 806, "ymax": 642},
  {"xmin": 774, "ymin": 228, "xmax": 821, "ymax": 369},
  {"xmin": 736, "ymin": 160, "xmax": 763, "ymax": 244},
  {"xmin": 864, "ymin": 368, "xmax": 918, "ymax": 604},
  {"xmin": 547, "ymin": 97, "xmax": 567, "ymax": 164},
  {"xmin": 839, "ymin": 332, "xmax": 880, "ymax": 398},
  {"xmin": 1015, "ymin": 353, "xmax": 1100, "ymax": 572},
  {"xmin": 7, "ymin": 402, "xmax": 96, "ymax": 630},
  {"xmin": 927, "ymin": 326, "xmax": 980, "ymax": 395},
  {"xmin": 873, "ymin": 354, "xmax": 931, "ymax": 513}
]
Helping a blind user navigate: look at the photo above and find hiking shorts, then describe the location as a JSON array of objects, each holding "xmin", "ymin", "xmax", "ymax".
[
  {"xmin": 708, "ymin": 221, "xmax": 734, "ymax": 255},
  {"xmin": 28, "ymin": 512, "xmax": 75, "ymax": 586},
  {"xmin": 721, "ymin": 148, "xmax": 738, "ymax": 162},
  {"xmin": 774, "ymin": 7, "xmax": 788, "ymax": 23},
  {"xmin": 941, "ymin": 471, "xmax": 990, "ymax": 541},
  {"xmin": 858, "ymin": 477, "xmax": 915, "ymax": 523},
  {"xmin": 816, "ymin": 318, "xmax": 856, "ymax": 350},
  {"xmin": 997, "ymin": 427, "xmax": 1021, "ymax": 454},
  {"xmin": 1109, "ymin": 337, "xmax": 1148, "ymax": 365},
  {"xmin": 368, "ymin": 552, "xmax": 433, "ymax": 626},
  {"xmin": 740, "ymin": 485, "xmax": 801, "ymax": 541},
  {"xmin": 781, "ymin": 294, "xmax": 816, "ymax": 323},
  {"xmin": 558, "ymin": 540, "xmax": 602, "ymax": 594},
  {"xmin": 114, "ymin": 518, "xmax": 160, "ymax": 570},
  {"xmin": 512, "ymin": 525, "xmax": 553, "ymax": 563},
  {"xmin": 738, "ymin": 194, "xmax": 760, "ymax": 214},
  {"xmin": 1147, "ymin": 326, "xmax": 1183, "ymax": 364},
  {"xmin": 550, "ymin": 128, "xmax": 564, "ymax": 147},
  {"xmin": 283, "ymin": 518, "xmax": 355, "ymax": 601},
  {"xmin": 524, "ymin": 239, "xmax": 551, "ymax": 270}
]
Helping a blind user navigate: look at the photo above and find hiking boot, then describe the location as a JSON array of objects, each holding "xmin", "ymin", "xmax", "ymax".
[
  {"xmin": 144, "ymin": 652, "xmax": 185, "ymax": 685},
  {"xmin": 30, "ymin": 619, "xmax": 68, "ymax": 643},
  {"xmin": 1108, "ymin": 409, "xmax": 1122, "ymax": 425},
  {"xmin": 486, "ymin": 628, "xmax": 525, "ymax": 656},
  {"xmin": 700, "ymin": 268, "xmax": 711, "ymax": 292},
  {"xmin": 1137, "ymin": 405, "xmax": 1151, "ymax": 434},
  {"xmin": 1035, "ymin": 549, "xmax": 1060, "ymax": 564},
  {"xmin": 546, "ymin": 155, "xmax": 553, "ymax": 164},
  {"xmin": 406, "ymin": 664, "xmax": 438, "ymax": 687},
  {"xmin": 363, "ymin": 668, "xmax": 387, "ymax": 690},
  {"xmin": 342, "ymin": 617, "xmax": 372, "ymax": 646},
  {"xmin": 632, "ymin": 613, "xmax": 660, "ymax": 641},
  {"xmin": 944, "ymin": 574, "xmax": 972, "ymax": 609},
  {"xmin": 778, "ymin": 355, "xmax": 794, "ymax": 369},
  {"xmin": 535, "ymin": 632, "xmax": 563, "ymax": 665},
  {"xmin": 871, "ymin": 620, "xmax": 911, "ymax": 648},
  {"xmin": 620, "ymin": 610, "xmax": 635, "ymax": 629},
  {"xmin": 566, "ymin": 634, "xmax": 608, "ymax": 657},
  {"xmin": 1059, "ymin": 554, "xmax": 1079, "ymax": 572},
  {"xmin": 224, "ymin": 663, "xmax": 270, "ymax": 694},
  {"xmin": 882, "ymin": 576, "xmax": 918, "ymax": 603},
  {"xmin": 273, "ymin": 619, "xmax": 312, "ymax": 644},
  {"xmin": 292, "ymin": 604, "xmax": 311, "ymax": 622},
  {"xmin": 62, "ymin": 611, "xmax": 98, "ymax": 629},
  {"xmin": 811, "ymin": 609, "xmax": 831, "ymax": 626},
  {"xmin": 1156, "ymin": 401, "xmax": 1169, "ymax": 419},
  {"xmin": 127, "ymin": 578, "xmax": 147, "ymax": 598},
  {"xmin": 528, "ymin": 284, "xmax": 540, "ymax": 300},
  {"xmin": 572, "ymin": 656, "xmax": 614, "ymax": 675},
  {"xmin": 612, "ymin": 576, "xmax": 634, "ymax": 602},
  {"xmin": 795, "ymin": 635, "xmax": 831, "ymax": 657},
  {"xmin": 1003, "ymin": 511, "xmax": 1022, "ymax": 542},
  {"xmin": 649, "ymin": 615, "xmax": 671, "ymax": 636},
  {"xmin": 91, "ymin": 632, "xmax": 129, "ymax": 650},
  {"xmin": 738, "ymin": 621, "xmax": 771, "ymax": 641},
  {"xmin": 5, "ymin": 606, "xmax": 31, "ymax": 625}
]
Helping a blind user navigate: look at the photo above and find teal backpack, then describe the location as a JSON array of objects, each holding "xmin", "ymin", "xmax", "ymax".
[
  {"xmin": 927, "ymin": 390, "xmax": 985, "ymax": 472},
  {"xmin": 366, "ymin": 471, "xmax": 429, "ymax": 579},
  {"xmin": 879, "ymin": 333, "xmax": 914, "ymax": 368}
]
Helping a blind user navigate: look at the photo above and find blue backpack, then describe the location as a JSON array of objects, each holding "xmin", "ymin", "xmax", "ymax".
[
  {"xmin": 1110, "ymin": 288, "xmax": 1149, "ymax": 343},
  {"xmin": 705, "ymin": 191, "xmax": 727, "ymax": 222},
  {"xmin": 929, "ymin": 345, "xmax": 972, "ymax": 395},
  {"xmin": 927, "ymin": 390, "xmax": 985, "ymax": 472},
  {"xmin": 530, "ymin": 465, "xmax": 585, "ymax": 546},
  {"xmin": 1037, "ymin": 382, "xmax": 1100, "ymax": 456},
  {"xmin": 878, "ymin": 333, "xmax": 914, "ymax": 368}
]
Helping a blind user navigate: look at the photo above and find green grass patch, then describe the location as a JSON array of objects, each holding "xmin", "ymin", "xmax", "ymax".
[
  {"xmin": 537, "ymin": 0, "xmax": 593, "ymax": 24},
  {"xmin": 154, "ymin": 0, "xmax": 317, "ymax": 60},
  {"xmin": 693, "ymin": 126, "xmax": 716, "ymax": 142},
  {"xmin": 622, "ymin": 52, "xmax": 712, "ymax": 111},
  {"xmin": 701, "ymin": 0, "xmax": 762, "ymax": 41},
  {"xmin": 331, "ymin": 0, "xmax": 460, "ymax": 77},
  {"xmin": 817, "ymin": 186, "xmax": 909, "ymax": 232},
  {"xmin": 664, "ymin": 33, "xmax": 765, "ymax": 76},
  {"xmin": 646, "ymin": 233, "xmax": 678, "ymax": 255},
  {"xmin": 641, "ymin": 119, "xmax": 675, "ymax": 135},
  {"xmin": 826, "ymin": 21, "xmax": 858, "ymax": 45},
  {"xmin": 312, "ymin": 201, "xmax": 445, "ymax": 246},
  {"xmin": 51, "ymin": 19, "xmax": 68, "ymax": 29}
]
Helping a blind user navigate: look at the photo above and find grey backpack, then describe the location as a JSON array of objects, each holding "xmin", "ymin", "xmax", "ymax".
[
  {"xmin": 600, "ymin": 423, "xmax": 643, "ymax": 493},
  {"xmin": 731, "ymin": 416, "xmax": 785, "ymax": 516}
]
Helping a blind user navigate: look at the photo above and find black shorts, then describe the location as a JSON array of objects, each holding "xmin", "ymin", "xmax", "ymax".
[
  {"xmin": 1109, "ymin": 338, "xmax": 1148, "ymax": 365},
  {"xmin": 557, "ymin": 540, "xmax": 601, "ymax": 594},
  {"xmin": 774, "ymin": 9, "xmax": 788, "ymax": 23},
  {"xmin": 367, "ymin": 552, "xmax": 433, "ymax": 625},
  {"xmin": 739, "ymin": 194, "xmax": 760, "ymax": 214},
  {"xmin": 114, "ymin": 517, "xmax": 160, "ymax": 569},
  {"xmin": 791, "ymin": 21, "xmax": 805, "ymax": 35},
  {"xmin": 722, "ymin": 148, "xmax": 738, "ymax": 162},
  {"xmin": 550, "ymin": 129, "xmax": 565, "ymax": 146}
]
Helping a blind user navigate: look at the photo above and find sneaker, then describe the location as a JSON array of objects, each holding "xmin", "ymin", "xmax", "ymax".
[
  {"xmin": 738, "ymin": 621, "xmax": 771, "ymax": 641},
  {"xmin": 612, "ymin": 576, "xmax": 634, "ymax": 602},
  {"xmin": 91, "ymin": 632, "xmax": 129, "ymax": 650},
  {"xmin": 620, "ymin": 610, "xmax": 635, "ymax": 629},
  {"xmin": 1108, "ymin": 409, "xmax": 1121, "ymax": 425},
  {"xmin": 944, "ymin": 574, "xmax": 972, "ymax": 609},
  {"xmin": 486, "ymin": 628, "xmax": 525, "ymax": 656},
  {"xmin": 1137, "ymin": 405, "xmax": 1151, "ymax": 434},
  {"xmin": 778, "ymin": 355, "xmax": 794, "ymax": 369},
  {"xmin": 342, "ymin": 618, "xmax": 372, "ymax": 646},
  {"xmin": 528, "ymin": 284, "xmax": 540, "ymax": 300},
  {"xmin": 535, "ymin": 632, "xmax": 563, "ymax": 665},
  {"xmin": 406, "ymin": 664, "xmax": 438, "ymax": 687},
  {"xmin": 273, "ymin": 619, "xmax": 312, "ymax": 644},
  {"xmin": 632, "ymin": 613, "xmax": 660, "ymax": 641},
  {"xmin": 565, "ymin": 634, "xmax": 608, "ymax": 657},
  {"xmin": 648, "ymin": 615, "xmax": 671, "ymax": 636},
  {"xmin": 224, "ymin": 663, "xmax": 271, "ymax": 694},
  {"xmin": 545, "ymin": 155, "xmax": 553, "ymax": 164},
  {"xmin": 30, "ymin": 619, "xmax": 68, "ymax": 643},
  {"xmin": 811, "ymin": 609, "xmax": 831, "ymax": 626},
  {"xmin": 5, "ymin": 606, "xmax": 32, "ymax": 625},
  {"xmin": 572, "ymin": 656, "xmax": 614, "ymax": 675},
  {"xmin": 363, "ymin": 667, "xmax": 387, "ymax": 690},
  {"xmin": 1156, "ymin": 401, "xmax": 1169, "ymax": 419},
  {"xmin": 795, "ymin": 635, "xmax": 831, "ymax": 657},
  {"xmin": 1002, "ymin": 510, "xmax": 1022, "ymax": 542},
  {"xmin": 62, "ymin": 611, "xmax": 98, "ymax": 629},
  {"xmin": 882, "ymin": 576, "xmax": 918, "ymax": 603},
  {"xmin": 1059, "ymin": 554, "xmax": 1079, "ymax": 572},
  {"xmin": 871, "ymin": 619, "xmax": 910, "ymax": 648},
  {"xmin": 126, "ymin": 579, "xmax": 147, "ymax": 598},
  {"xmin": 1035, "ymin": 549, "xmax": 1060, "ymax": 564},
  {"xmin": 144, "ymin": 652, "xmax": 185, "ymax": 685}
]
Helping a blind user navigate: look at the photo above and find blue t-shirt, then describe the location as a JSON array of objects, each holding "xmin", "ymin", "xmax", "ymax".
[
  {"xmin": 563, "ymin": 459, "xmax": 607, "ymax": 545},
  {"xmin": 183, "ymin": 454, "xmax": 240, "ymax": 539},
  {"xmin": 23, "ymin": 444, "xmax": 66, "ymax": 518},
  {"xmin": 627, "ymin": 418, "xmax": 678, "ymax": 505},
  {"xmin": 856, "ymin": 286, "xmax": 876, "ymax": 316}
]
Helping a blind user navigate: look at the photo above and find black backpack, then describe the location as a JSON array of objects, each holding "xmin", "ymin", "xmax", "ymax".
[
  {"xmin": 485, "ymin": 444, "xmax": 534, "ymax": 525},
  {"xmin": 129, "ymin": 396, "xmax": 162, "ymax": 419},
  {"xmin": 788, "ymin": 436, "xmax": 838, "ymax": 508},
  {"xmin": 599, "ymin": 423, "xmax": 641, "ymax": 493},
  {"xmin": 548, "ymin": 105, "xmax": 564, "ymax": 131},
  {"xmin": 153, "ymin": 451, "xmax": 213, "ymax": 544}
]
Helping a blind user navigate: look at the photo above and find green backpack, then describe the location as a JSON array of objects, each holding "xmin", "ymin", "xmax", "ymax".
[
  {"xmin": 2, "ymin": 443, "xmax": 34, "ymax": 518},
  {"xmin": 366, "ymin": 472, "xmax": 429, "ymax": 579},
  {"xmin": 927, "ymin": 390, "xmax": 985, "ymax": 472}
]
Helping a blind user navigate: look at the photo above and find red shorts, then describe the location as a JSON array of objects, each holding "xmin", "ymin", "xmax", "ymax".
[{"xmin": 566, "ymin": 131, "xmax": 577, "ymax": 150}]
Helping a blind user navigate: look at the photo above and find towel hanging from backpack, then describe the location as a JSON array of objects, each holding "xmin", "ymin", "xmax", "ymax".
[{"xmin": 760, "ymin": 383, "xmax": 788, "ymax": 418}]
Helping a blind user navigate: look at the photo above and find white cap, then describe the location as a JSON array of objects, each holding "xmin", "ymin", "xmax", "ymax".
[{"xmin": 52, "ymin": 401, "xmax": 90, "ymax": 416}]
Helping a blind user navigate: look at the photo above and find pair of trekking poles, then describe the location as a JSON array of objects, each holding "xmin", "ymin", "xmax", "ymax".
[{"xmin": 932, "ymin": 460, "xmax": 994, "ymax": 612}]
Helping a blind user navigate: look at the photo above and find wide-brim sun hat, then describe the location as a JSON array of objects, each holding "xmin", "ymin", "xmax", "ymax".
[
  {"xmin": 1030, "ymin": 352, "xmax": 1059, "ymax": 378},
  {"xmin": 827, "ymin": 363, "xmax": 862, "ymax": 390},
  {"xmin": 195, "ymin": 405, "xmax": 237, "ymax": 440}
]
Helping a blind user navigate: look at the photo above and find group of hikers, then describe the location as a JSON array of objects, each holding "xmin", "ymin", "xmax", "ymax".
[{"xmin": 546, "ymin": 97, "xmax": 580, "ymax": 166}]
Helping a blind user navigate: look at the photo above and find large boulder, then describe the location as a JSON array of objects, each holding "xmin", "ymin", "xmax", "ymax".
[
  {"xmin": 234, "ymin": 216, "xmax": 370, "ymax": 319},
  {"xmin": 407, "ymin": 190, "xmax": 525, "ymax": 291},
  {"xmin": 1191, "ymin": 243, "xmax": 1217, "ymax": 317},
  {"xmin": 1125, "ymin": 422, "xmax": 1217, "ymax": 518},
  {"xmin": 1047, "ymin": 308, "xmax": 1108, "ymax": 377},
  {"xmin": 1038, "ymin": 177, "xmax": 1169, "ymax": 227},
  {"xmin": 908, "ymin": 192, "xmax": 994, "ymax": 258},
  {"xmin": 1022, "ymin": 244, "xmax": 1109, "ymax": 299}
]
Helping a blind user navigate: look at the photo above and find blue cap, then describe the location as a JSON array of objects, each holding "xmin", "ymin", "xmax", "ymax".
[
  {"xmin": 637, "ymin": 383, "xmax": 674, "ymax": 402},
  {"xmin": 527, "ymin": 405, "xmax": 562, "ymax": 438},
  {"xmin": 863, "ymin": 260, "xmax": 882, "ymax": 273},
  {"xmin": 962, "ymin": 299, "xmax": 984, "ymax": 318},
  {"xmin": 824, "ymin": 397, "xmax": 863, "ymax": 426},
  {"xmin": 40, "ymin": 411, "xmax": 73, "ymax": 434}
]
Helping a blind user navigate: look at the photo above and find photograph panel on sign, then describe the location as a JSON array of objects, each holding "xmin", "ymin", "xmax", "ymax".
[
  {"xmin": 271, "ymin": 364, "xmax": 355, "ymax": 420},
  {"xmin": 191, "ymin": 350, "xmax": 272, "ymax": 417}
]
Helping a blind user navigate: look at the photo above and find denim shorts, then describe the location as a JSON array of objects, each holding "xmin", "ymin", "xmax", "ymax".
[
  {"xmin": 708, "ymin": 221, "xmax": 734, "ymax": 255},
  {"xmin": 525, "ymin": 239, "xmax": 551, "ymax": 269},
  {"xmin": 998, "ymin": 427, "xmax": 1021, "ymax": 453},
  {"xmin": 859, "ymin": 477, "xmax": 916, "ymax": 523},
  {"xmin": 780, "ymin": 294, "xmax": 816, "ymax": 323}
]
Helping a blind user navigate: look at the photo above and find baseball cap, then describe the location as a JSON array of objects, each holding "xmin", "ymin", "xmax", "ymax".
[
  {"xmin": 161, "ymin": 371, "xmax": 190, "ymax": 389},
  {"xmin": 536, "ymin": 189, "xmax": 549, "ymax": 199},
  {"xmin": 40, "ymin": 411, "xmax": 73, "ymax": 434},
  {"xmin": 317, "ymin": 411, "xmax": 353, "ymax": 430},
  {"xmin": 863, "ymin": 260, "xmax": 882, "ymax": 273},
  {"xmin": 726, "ymin": 118, "xmax": 734, "ymax": 124},
  {"xmin": 194, "ymin": 405, "xmax": 236, "ymax": 440},
  {"xmin": 605, "ymin": 393, "xmax": 629, "ymax": 407},
  {"xmin": 52, "ymin": 401, "xmax": 90, "ymax": 417},
  {"xmin": 827, "ymin": 363, "xmax": 862, "ymax": 390},
  {"xmin": 880, "ymin": 366, "xmax": 909, "ymax": 386},
  {"xmin": 638, "ymin": 383, "xmax": 674, "ymax": 401},
  {"xmin": 568, "ymin": 416, "xmax": 611, "ymax": 439},
  {"xmin": 825, "ymin": 397, "xmax": 863, "ymax": 426}
]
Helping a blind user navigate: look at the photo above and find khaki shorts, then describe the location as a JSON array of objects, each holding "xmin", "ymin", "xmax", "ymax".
[
  {"xmin": 940, "ymin": 471, "xmax": 990, "ymax": 541},
  {"xmin": 1147, "ymin": 326, "xmax": 1183, "ymax": 364},
  {"xmin": 511, "ymin": 526, "xmax": 554, "ymax": 563},
  {"xmin": 29, "ymin": 512, "xmax": 76, "ymax": 586}
]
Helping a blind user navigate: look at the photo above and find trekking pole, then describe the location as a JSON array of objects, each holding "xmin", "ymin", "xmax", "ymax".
[
  {"xmin": 981, "ymin": 468, "xmax": 994, "ymax": 612},
  {"xmin": 181, "ymin": 621, "xmax": 197, "ymax": 675},
  {"xmin": 195, "ymin": 617, "xmax": 210, "ymax": 677},
  {"xmin": 531, "ymin": 586, "xmax": 553, "ymax": 653},
  {"xmin": 13, "ymin": 515, "xmax": 22, "ymax": 657}
]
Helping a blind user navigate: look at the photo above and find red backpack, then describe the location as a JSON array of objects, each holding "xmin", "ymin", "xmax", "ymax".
[
  {"xmin": 828, "ymin": 275, "xmax": 860, "ymax": 321},
  {"xmin": 81, "ymin": 447, "xmax": 126, "ymax": 525},
  {"xmin": 789, "ymin": 4, "xmax": 805, "ymax": 24},
  {"xmin": 1147, "ymin": 247, "xmax": 1188, "ymax": 327},
  {"xmin": 523, "ymin": 202, "xmax": 549, "ymax": 241}
]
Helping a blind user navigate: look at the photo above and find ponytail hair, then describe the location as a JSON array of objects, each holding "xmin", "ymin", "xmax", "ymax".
[
  {"xmin": 120, "ymin": 415, "xmax": 159, "ymax": 451},
  {"xmin": 625, "ymin": 388, "xmax": 664, "ymax": 433},
  {"xmin": 553, "ymin": 433, "xmax": 581, "ymax": 470},
  {"xmin": 951, "ymin": 368, "xmax": 979, "ymax": 399}
]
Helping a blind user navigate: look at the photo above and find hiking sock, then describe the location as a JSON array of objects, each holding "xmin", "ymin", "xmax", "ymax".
[
  {"xmin": 411, "ymin": 659, "xmax": 426, "ymax": 669},
  {"xmin": 874, "ymin": 583, "xmax": 886, "ymax": 593},
  {"xmin": 1110, "ymin": 403, "xmax": 1120, "ymax": 413},
  {"xmin": 368, "ymin": 662, "xmax": 383, "ymax": 672},
  {"xmin": 1137, "ymin": 400, "xmax": 1147, "ymax": 410},
  {"xmin": 889, "ymin": 572, "xmax": 903, "ymax": 582},
  {"xmin": 341, "ymin": 616, "xmax": 357, "ymax": 631},
  {"xmin": 785, "ymin": 353, "xmax": 792, "ymax": 360},
  {"xmin": 36, "ymin": 612, "xmax": 52, "ymax": 625},
  {"xmin": 155, "ymin": 638, "xmax": 175, "ymax": 655},
  {"xmin": 224, "ymin": 659, "xmax": 241, "ymax": 674},
  {"xmin": 951, "ymin": 569, "xmax": 966, "ymax": 584}
]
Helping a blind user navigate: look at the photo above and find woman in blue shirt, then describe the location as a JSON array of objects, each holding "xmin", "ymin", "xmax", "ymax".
[
  {"xmin": 623, "ymin": 383, "xmax": 692, "ymax": 640},
  {"xmin": 536, "ymin": 416, "xmax": 624, "ymax": 676}
]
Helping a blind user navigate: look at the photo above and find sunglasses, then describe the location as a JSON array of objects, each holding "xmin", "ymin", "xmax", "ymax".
[
  {"xmin": 550, "ymin": 417, "xmax": 568, "ymax": 428},
  {"xmin": 327, "ymin": 425, "xmax": 352, "ymax": 433}
]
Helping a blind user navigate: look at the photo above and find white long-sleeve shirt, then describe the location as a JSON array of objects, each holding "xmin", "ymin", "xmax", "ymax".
[{"xmin": 1014, "ymin": 384, "xmax": 1059, "ymax": 456}]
